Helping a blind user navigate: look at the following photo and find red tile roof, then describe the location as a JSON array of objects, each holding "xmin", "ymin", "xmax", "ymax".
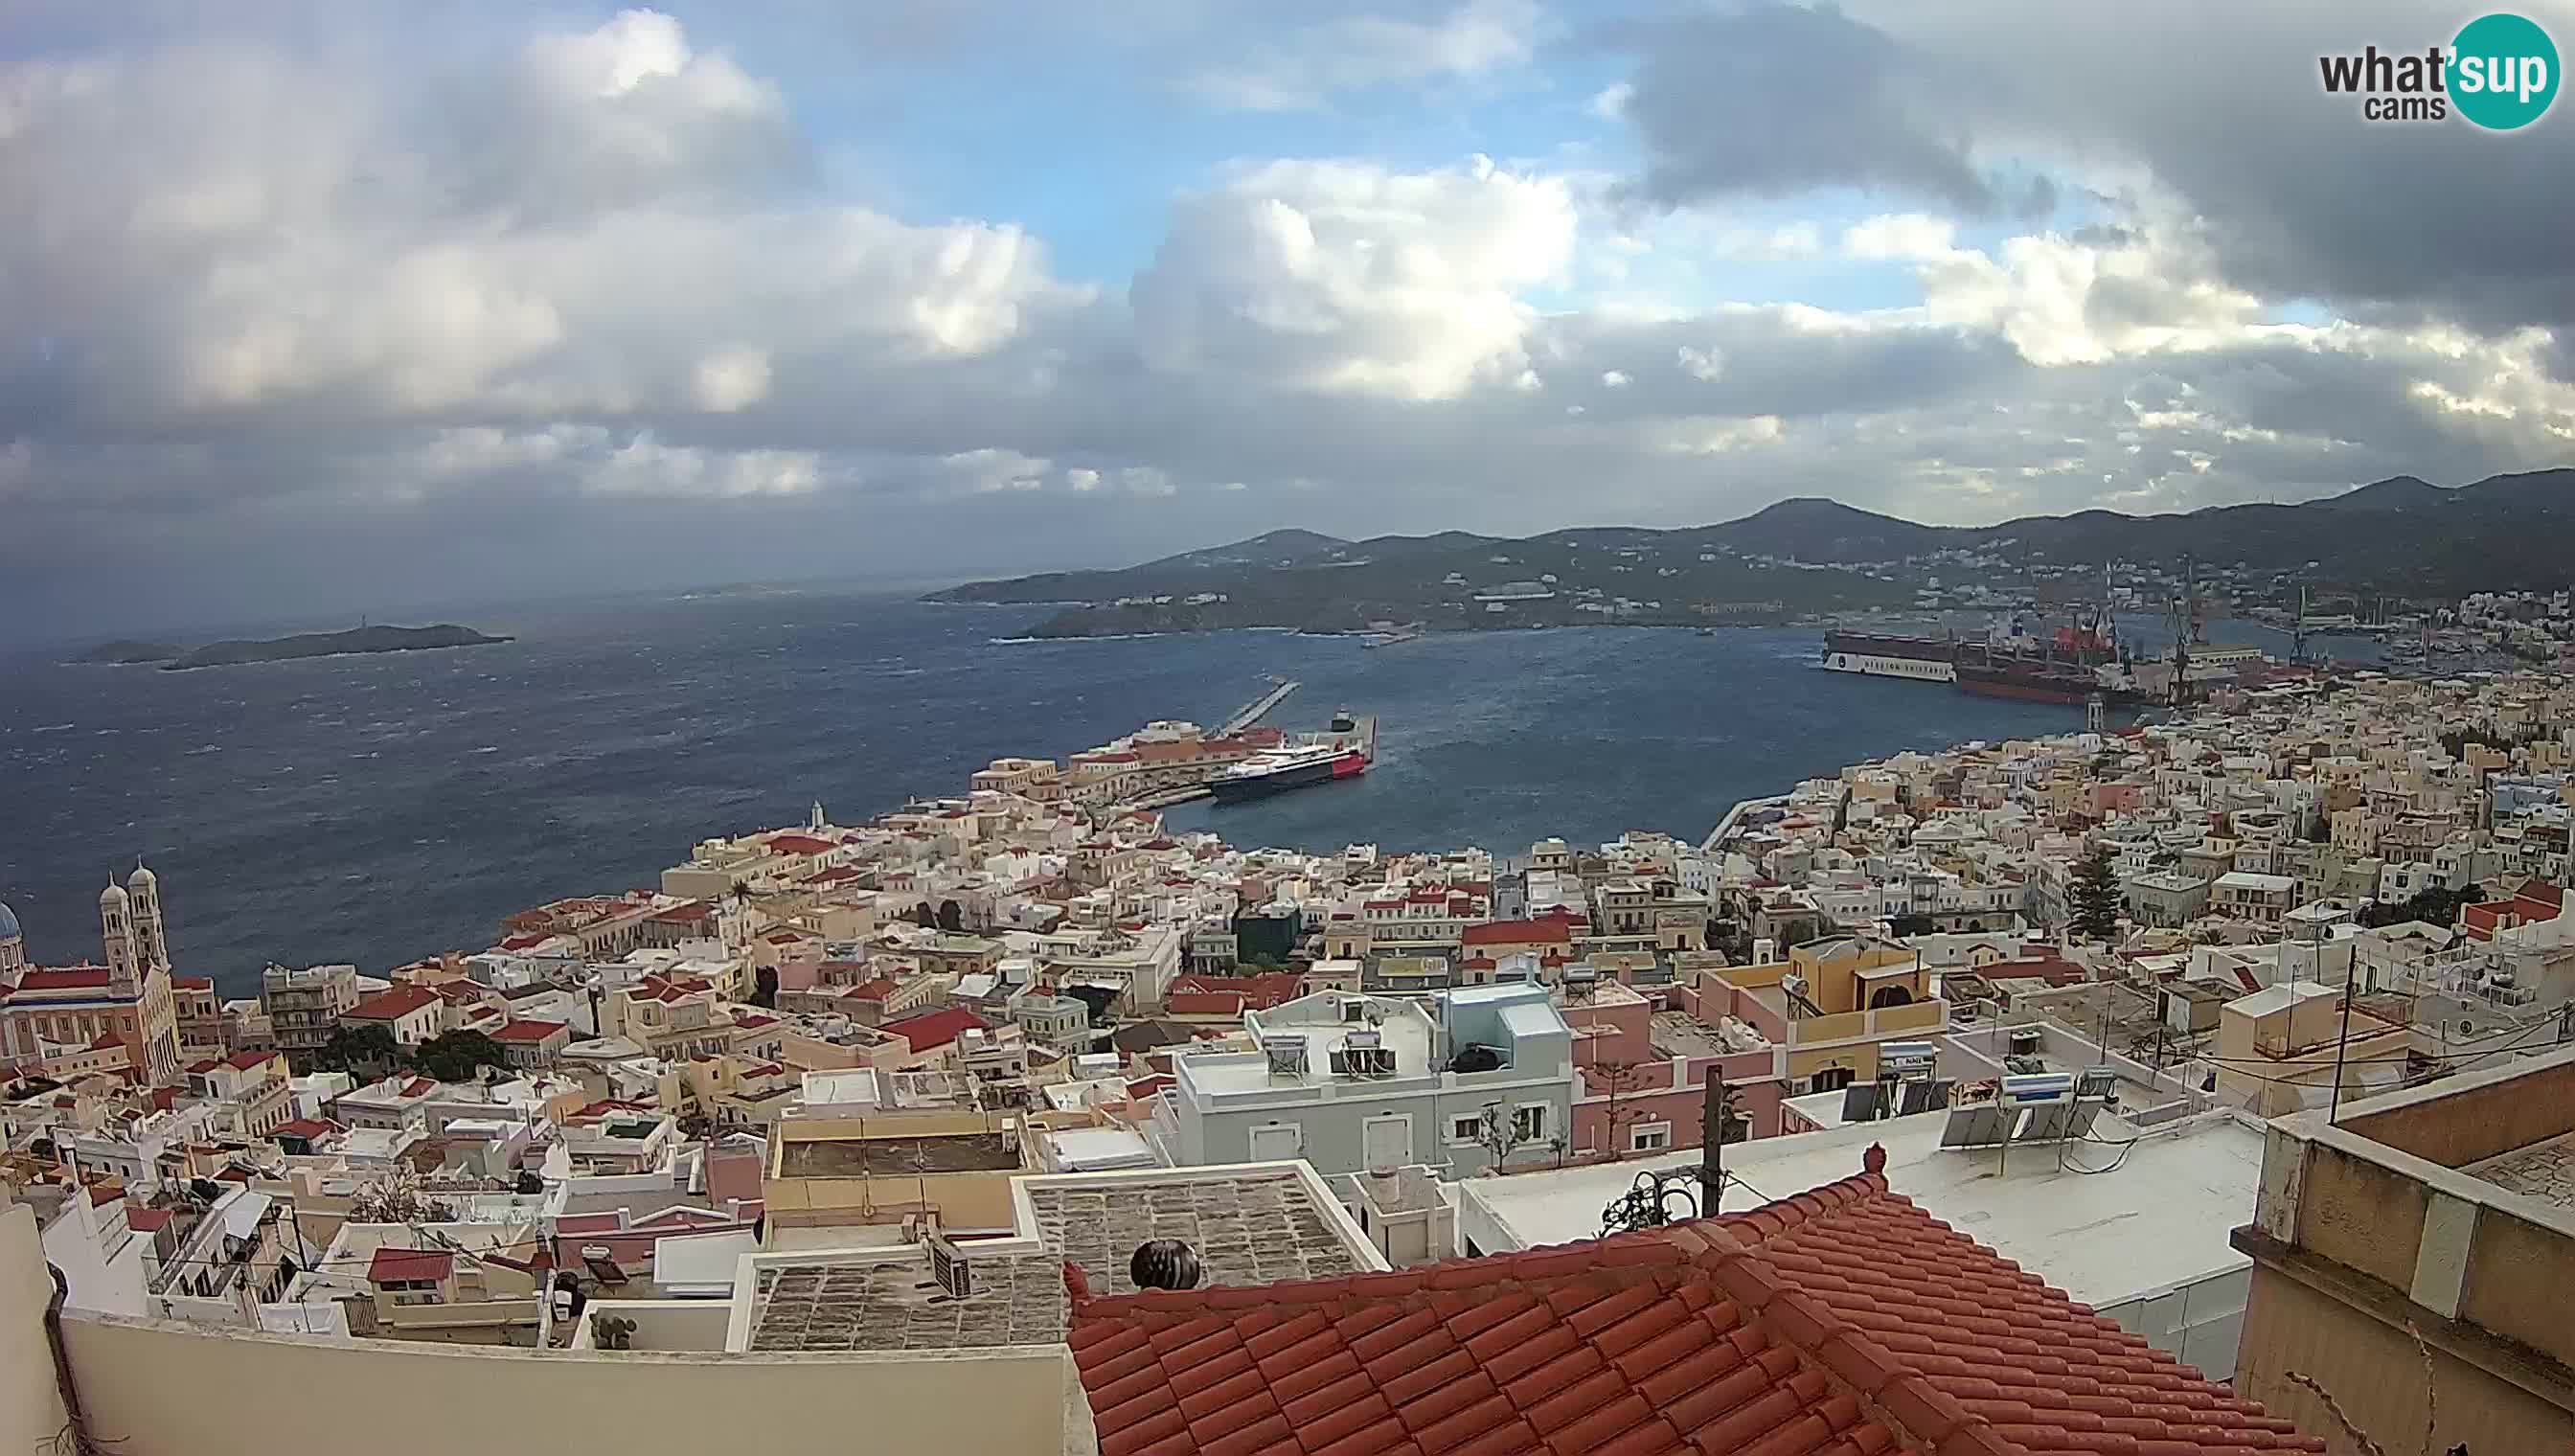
[
  {"xmin": 1164, "ymin": 991, "xmax": 1246, "ymax": 1018},
  {"xmin": 490, "ymin": 1018, "xmax": 568, "ymax": 1043},
  {"xmin": 1462, "ymin": 918, "xmax": 1574, "ymax": 948},
  {"xmin": 881, "ymin": 1007, "xmax": 990, "ymax": 1054},
  {"xmin": 1976, "ymin": 955, "xmax": 2085, "ymax": 988},
  {"xmin": 766, "ymin": 833, "xmax": 838, "ymax": 856},
  {"xmin": 9, "ymin": 967, "xmax": 117, "ymax": 993},
  {"xmin": 344, "ymin": 985, "xmax": 443, "ymax": 1022},
  {"xmin": 171, "ymin": 976, "xmax": 216, "ymax": 991},
  {"xmin": 368, "ymin": 1247, "xmax": 455, "ymax": 1285},
  {"xmin": 223, "ymin": 1048, "xmax": 280, "ymax": 1071},
  {"xmin": 1070, "ymin": 1149, "xmax": 2321, "ymax": 1456}
]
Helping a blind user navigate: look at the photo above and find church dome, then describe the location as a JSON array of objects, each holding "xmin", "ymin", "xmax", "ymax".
[
  {"xmin": 0, "ymin": 900, "xmax": 18, "ymax": 941},
  {"xmin": 129, "ymin": 861, "xmax": 157, "ymax": 891},
  {"xmin": 100, "ymin": 880, "xmax": 129, "ymax": 910}
]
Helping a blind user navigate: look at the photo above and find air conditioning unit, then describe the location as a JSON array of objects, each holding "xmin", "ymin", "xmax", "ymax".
[{"xmin": 928, "ymin": 1234, "xmax": 973, "ymax": 1300}]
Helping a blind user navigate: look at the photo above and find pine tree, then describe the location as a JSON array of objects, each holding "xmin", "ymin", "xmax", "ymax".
[{"xmin": 2068, "ymin": 845, "xmax": 2123, "ymax": 942}]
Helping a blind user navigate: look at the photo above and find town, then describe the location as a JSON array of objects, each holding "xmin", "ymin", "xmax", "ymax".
[{"xmin": 9, "ymin": 657, "xmax": 2575, "ymax": 1453}]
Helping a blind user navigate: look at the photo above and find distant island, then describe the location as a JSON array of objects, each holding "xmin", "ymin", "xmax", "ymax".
[
  {"xmin": 927, "ymin": 466, "xmax": 2575, "ymax": 638},
  {"xmin": 73, "ymin": 639, "xmax": 186, "ymax": 665},
  {"xmin": 73, "ymin": 625, "xmax": 513, "ymax": 671}
]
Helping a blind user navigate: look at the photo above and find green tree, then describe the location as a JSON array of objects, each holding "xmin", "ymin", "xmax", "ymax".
[
  {"xmin": 305, "ymin": 1022, "xmax": 399, "ymax": 1077},
  {"xmin": 752, "ymin": 966, "xmax": 780, "ymax": 1010},
  {"xmin": 936, "ymin": 899, "xmax": 965, "ymax": 933},
  {"xmin": 408, "ymin": 1029, "xmax": 509, "ymax": 1082},
  {"xmin": 2068, "ymin": 845, "xmax": 2124, "ymax": 942}
]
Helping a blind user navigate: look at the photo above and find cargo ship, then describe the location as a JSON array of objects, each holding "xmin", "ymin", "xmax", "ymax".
[
  {"xmin": 1822, "ymin": 604, "xmax": 2167, "ymax": 708},
  {"xmin": 1953, "ymin": 660, "xmax": 2144, "ymax": 707},
  {"xmin": 1208, "ymin": 709, "xmax": 1375, "ymax": 803}
]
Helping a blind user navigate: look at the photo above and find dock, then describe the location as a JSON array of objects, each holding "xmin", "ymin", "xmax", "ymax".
[
  {"xmin": 1701, "ymin": 793, "xmax": 1791, "ymax": 855},
  {"xmin": 1219, "ymin": 678, "xmax": 1299, "ymax": 736}
]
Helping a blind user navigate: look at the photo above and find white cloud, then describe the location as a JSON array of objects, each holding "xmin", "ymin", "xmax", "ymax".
[
  {"xmin": 1841, "ymin": 213, "xmax": 1955, "ymax": 262},
  {"xmin": 1588, "ymin": 81, "xmax": 1633, "ymax": 120},
  {"xmin": 1600, "ymin": 370, "xmax": 1630, "ymax": 388},
  {"xmin": 1131, "ymin": 155, "xmax": 1576, "ymax": 400},
  {"xmin": 586, "ymin": 432, "xmax": 822, "ymax": 497},
  {"xmin": 1191, "ymin": 0, "xmax": 1543, "ymax": 111},
  {"xmin": 0, "ymin": 13, "xmax": 1076, "ymax": 424},
  {"xmin": 690, "ymin": 346, "xmax": 773, "ymax": 412}
]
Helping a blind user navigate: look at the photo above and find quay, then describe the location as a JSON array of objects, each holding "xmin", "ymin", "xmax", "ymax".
[{"xmin": 1218, "ymin": 677, "xmax": 1299, "ymax": 735}]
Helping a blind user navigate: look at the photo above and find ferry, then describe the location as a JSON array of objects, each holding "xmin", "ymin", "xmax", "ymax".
[
  {"xmin": 1209, "ymin": 743, "xmax": 1368, "ymax": 802},
  {"xmin": 1208, "ymin": 708, "xmax": 1374, "ymax": 803}
]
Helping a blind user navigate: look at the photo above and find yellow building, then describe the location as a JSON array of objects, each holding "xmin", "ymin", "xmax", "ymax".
[
  {"xmin": 1692, "ymin": 937, "xmax": 1946, "ymax": 1093},
  {"xmin": 2213, "ymin": 979, "xmax": 2411, "ymax": 1118}
]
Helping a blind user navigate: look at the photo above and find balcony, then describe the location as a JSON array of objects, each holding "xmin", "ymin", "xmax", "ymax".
[{"xmin": 1780, "ymin": 997, "xmax": 1949, "ymax": 1050}]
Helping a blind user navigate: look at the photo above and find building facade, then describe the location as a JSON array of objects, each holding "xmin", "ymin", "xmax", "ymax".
[
  {"xmin": 1155, "ymin": 984, "xmax": 1574, "ymax": 1177},
  {"xmin": 260, "ymin": 964, "xmax": 362, "ymax": 1058},
  {"xmin": 0, "ymin": 867, "xmax": 182, "ymax": 1084}
]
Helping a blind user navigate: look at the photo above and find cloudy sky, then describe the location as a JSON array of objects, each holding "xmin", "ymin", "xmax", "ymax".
[{"xmin": 5, "ymin": 0, "xmax": 2572, "ymax": 638}]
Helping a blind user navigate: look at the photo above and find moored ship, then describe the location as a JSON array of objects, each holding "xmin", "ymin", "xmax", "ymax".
[
  {"xmin": 1208, "ymin": 708, "xmax": 1375, "ymax": 803},
  {"xmin": 1209, "ymin": 742, "xmax": 1369, "ymax": 801},
  {"xmin": 1821, "ymin": 630, "xmax": 1958, "ymax": 682},
  {"xmin": 1953, "ymin": 659, "xmax": 2144, "ymax": 707}
]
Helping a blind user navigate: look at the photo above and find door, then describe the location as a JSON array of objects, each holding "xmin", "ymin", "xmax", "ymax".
[
  {"xmin": 1362, "ymin": 1113, "xmax": 1411, "ymax": 1172},
  {"xmin": 1248, "ymin": 1123, "xmax": 1302, "ymax": 1163}
]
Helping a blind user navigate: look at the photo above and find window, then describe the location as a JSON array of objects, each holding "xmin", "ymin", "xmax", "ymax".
[
  {"xmin": 1511, "ymin": 1104, "xmax": 1546, "ymax": 1142},
  {"xmin": 1447, "ymin": 1114, "xmax": 1483, "ymax": 1146},
  {"xmin": 1629, "ymin": 1121, "xmax": 1672, "ymax": 1152}
]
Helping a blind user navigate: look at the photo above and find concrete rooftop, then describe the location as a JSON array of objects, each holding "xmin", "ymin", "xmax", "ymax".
[{"xmin": 1457, "ymin": 1103, "xmax": 2268, "ymax": 1313}]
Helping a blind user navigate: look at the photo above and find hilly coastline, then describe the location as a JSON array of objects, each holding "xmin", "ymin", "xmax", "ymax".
[{"xmin": 928, "ymin": 467, "xmax": 2575, "ymax": 638}]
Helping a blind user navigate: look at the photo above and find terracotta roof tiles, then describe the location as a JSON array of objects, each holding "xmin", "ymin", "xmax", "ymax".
[{"xmin": 1070, "ymin": 1149, "xmax": 2319, "ymax": 1456}]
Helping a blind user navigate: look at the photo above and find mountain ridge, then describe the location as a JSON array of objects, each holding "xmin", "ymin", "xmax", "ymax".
[{"xmin": 926, "ymin": 466, "xmax": 2575, "ymax": 636}]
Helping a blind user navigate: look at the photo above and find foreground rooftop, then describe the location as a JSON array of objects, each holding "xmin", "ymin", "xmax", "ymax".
[
  {"xmin": 1072, "ymin": 1146, "xmax": 2321, "ymax": 1456},
  {"xmin": 741, "ymin": 1162, "xmax": 1377, "ymax": 1354}
]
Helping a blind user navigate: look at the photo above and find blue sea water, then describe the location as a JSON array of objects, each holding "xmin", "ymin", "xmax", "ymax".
[{"xmin": 0, "ymin": 591, "xmax": 2367, "ymax": 996}]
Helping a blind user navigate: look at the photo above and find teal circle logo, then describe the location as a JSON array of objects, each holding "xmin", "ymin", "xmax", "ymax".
[{"xmin": 2451, "ymin": 12, "xmax": 2559, "ymax": 129}]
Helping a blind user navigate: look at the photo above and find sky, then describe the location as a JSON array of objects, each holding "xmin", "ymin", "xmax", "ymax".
[{"xmin": 4, "ymin": 0, "xmax": 2574, "ymax": 640}]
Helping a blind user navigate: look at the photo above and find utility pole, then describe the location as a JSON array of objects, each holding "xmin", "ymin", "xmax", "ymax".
[
  {"xmin": 1698, "ymin": 1081, "xmax": 1742, "ymax": 1215},
  {"xmin": 2327, "ymin": 952, "xmax": 2360, "ymax": 1125}
]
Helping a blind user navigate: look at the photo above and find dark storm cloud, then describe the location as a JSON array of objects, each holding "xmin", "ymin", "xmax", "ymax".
[
  {"xmin": 1613, "ymin": 3, "xmax": 2028, "ymax": 216},
  {"xmin": 1615, "ymin": 0, "xmax": 2575, "ymax": 336}
]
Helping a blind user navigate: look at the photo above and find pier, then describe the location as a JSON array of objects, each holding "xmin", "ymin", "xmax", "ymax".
[
  {"xmin": 1701, "ymin": 793, "xmax": 1791, "ymax": 855},
  {"xmin": 1219, "ymin": 677, "xmax": 1300, "ymax": 735}
]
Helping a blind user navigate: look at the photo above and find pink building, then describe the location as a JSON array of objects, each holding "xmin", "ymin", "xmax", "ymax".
[
  {"xmin": 1561, "ymin": 985, "xmax": 1784, "ymax": 1161},
  {"xmin": 2089, "ymin": 781, "xmax": 2144, "ymax": 815}
]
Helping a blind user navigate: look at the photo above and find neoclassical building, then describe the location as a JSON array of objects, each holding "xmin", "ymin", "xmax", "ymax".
[{"xmin": 0, "ymin": 863, "xmax": 184, "ymax": 1083}]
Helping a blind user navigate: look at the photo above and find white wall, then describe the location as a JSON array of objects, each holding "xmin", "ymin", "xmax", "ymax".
[
  {"xmin": 2095, "ymin": 1263, "xmax": 2250, "ymax": 1380},
  {"xmin": 0, "ymin": 1204, "xmax": 68, "ymax": 1455},
  {"xmin": 42, "ymin": 1194, "xmax": 148, "ymax": 1318}
]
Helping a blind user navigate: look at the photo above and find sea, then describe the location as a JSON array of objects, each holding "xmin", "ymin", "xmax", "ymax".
[{"xmin": 0, "ymin": 591, "xmax": 2378, "ymax": 997}]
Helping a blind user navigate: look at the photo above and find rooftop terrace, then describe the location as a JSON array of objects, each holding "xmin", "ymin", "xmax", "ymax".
[{"xmin": 742, "ymin": 1165, "xmax": 1374, "ymax": 1353}]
